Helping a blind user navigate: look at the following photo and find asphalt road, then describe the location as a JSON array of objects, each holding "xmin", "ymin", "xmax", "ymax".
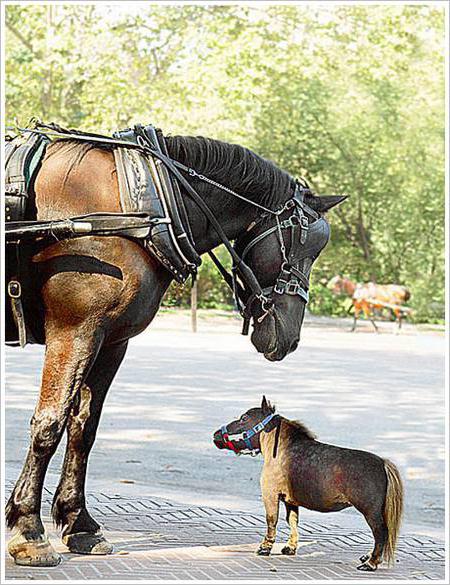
[{"xmin": 4, "ymin": 311, "xmax": 446, "ymax": 538}]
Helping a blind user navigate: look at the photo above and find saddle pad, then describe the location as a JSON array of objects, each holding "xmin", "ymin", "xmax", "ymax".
[{"xmin": 113, "ymin": 131, "xmax": 200, "ymax": 283}]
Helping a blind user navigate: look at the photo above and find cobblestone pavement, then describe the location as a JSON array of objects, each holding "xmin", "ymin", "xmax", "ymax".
[{"xmin": 4, "ymin": 474, "xmax": 446, "ymax": 581}]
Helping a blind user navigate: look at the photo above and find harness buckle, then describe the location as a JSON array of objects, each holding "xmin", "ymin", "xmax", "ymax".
[
  {"xmin": 300, "ymin": 214, "xmax": 309, "ymax": 244},
  {"xmin": 8, "ymin": 280, "xmax": 22, "ymax": 299},
  {"xmin": 274, "ymin": 279, "xmax": 287, "ymax": 295},
  {"xmin": 285, "ymin": 280, "xmax": 298, "ymax": 295}
]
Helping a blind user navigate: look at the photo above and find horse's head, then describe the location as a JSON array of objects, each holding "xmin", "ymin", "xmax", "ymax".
[
  {"xmin": 237, "ymin": 193, "xmax": 346, "ymax": 361},
  {"xmin": 327, "ymin": 275, "xmax": 356, "ymax": 296},
  {"xmin": 213, "ymin": 396, "xmax": 277, "ymax": 455}
]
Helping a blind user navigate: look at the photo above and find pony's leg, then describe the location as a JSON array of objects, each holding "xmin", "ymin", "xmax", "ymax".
[
  {"xmin": 357, "ymin": 511, "xmax": 388, "ymax": 571},
  {"xmin": 256, "ymin": 494, "xmax": 279, "ymax": 556},
  {"xmin": 6, "ymin": 328, "xmax": 101, "ymax": 567},
  {"xmin": 52, "ymin": 341, "xmax": 128, "ymax": 555},
  {"xmin": 281, "ymin": 503, "xmax": 298, "ymax": 555}
]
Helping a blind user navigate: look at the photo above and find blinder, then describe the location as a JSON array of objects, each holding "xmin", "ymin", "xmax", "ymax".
[{"xmin": 233, "ymin": 183, "xmax": 330, "ymax": 326}]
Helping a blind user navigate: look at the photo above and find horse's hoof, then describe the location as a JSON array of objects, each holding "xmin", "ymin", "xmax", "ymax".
[
  {"xmin": 8, "ymin": 532, "xmax": 61, "ymax": 567},
  {"xmin": 357, "ymin": 560, "xmax": 377, "ymax": 571},
  {"xmin": 359, "ymin": 553, "xmax": 370, "ymax": 563},
  {"xmin": 256, "ymin": 546, "xmax": 271, "ymax": 556},
  {"xmin": 63, "ymin": 531, "xmax": 113, "ymax": 555},
  {"xmin": 281, "ymin": 546, "xmax": 297, "ymax": 556}
]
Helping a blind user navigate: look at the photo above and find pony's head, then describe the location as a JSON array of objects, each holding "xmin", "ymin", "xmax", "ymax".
[{"xmin": 213, "ymin": 396, "xmax": 277, "ymax": 455}]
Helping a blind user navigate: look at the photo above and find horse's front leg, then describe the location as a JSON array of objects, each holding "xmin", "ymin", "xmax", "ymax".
[
  {"xmin": 51, "ymin": 341, "xmax": 128, "ymax": 555},
  {"xmin": 256, "ymin": 493, "xmax": 280, "ymax": 556},
  {"xmin": 6, "ymin": 326, "xmax": 103, "ymax": 566}
]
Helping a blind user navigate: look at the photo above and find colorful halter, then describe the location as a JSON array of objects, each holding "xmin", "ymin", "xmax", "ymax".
[{"xmin": 220, "ymin": 413, "xmax": 277, "ymax": 456}]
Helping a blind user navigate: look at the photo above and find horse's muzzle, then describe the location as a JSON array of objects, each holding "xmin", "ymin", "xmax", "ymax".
[{"xmin": 213, "ymin": 430, "xmax": 225, "ymax": 449}]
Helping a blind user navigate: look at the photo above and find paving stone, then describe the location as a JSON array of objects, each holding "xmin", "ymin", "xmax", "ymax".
[{"xmin": 5, "ymin": 479, "xmax": 446, "ymax": 581}]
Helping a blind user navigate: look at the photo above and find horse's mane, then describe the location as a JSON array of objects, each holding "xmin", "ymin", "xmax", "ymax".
[
  {"xmin": 285, "ymin": 418, "xmax": 317, "ymax": 440},
  {"xmin": 166, "ymin": 136, "xmax": 295, "ymax": 209},
  {"xmin": 47, "ymin": 135, "xmax": 296, "ymax": 209}
]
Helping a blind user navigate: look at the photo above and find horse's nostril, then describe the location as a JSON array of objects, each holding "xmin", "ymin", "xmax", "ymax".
[{"xmin": 290, "ymin": 339, "xmax": 299, "ymax": 352}]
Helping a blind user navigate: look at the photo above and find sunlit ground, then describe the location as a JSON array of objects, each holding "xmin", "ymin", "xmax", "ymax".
[{"xmin": 5, "ymin": 311, "xmax": 445, "ymax": 536}]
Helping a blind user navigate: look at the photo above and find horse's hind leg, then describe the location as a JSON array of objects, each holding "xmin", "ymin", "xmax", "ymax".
[
  {"xmin": 281, "ymin": 503, "xmax": 298, "ymax": 555},
  {"xmin": 357, "ymin": 510, "xmax": 388, "ymax": 571},
  {"xmin": 6, "ymin": 327, "xmax": 102, "ymax": 566},
  {"xmin": 51, "ymin": 341, "xmax": 128, "ymax": 555}
]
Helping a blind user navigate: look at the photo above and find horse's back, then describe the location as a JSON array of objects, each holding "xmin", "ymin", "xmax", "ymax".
[
  {"xmin": 283, "ymin": 441, "xmax": 387, "ymax": 513},
  {"xmin": 35, "ymin": 142, "xmax": 121, "ymax": 219},
  {"xmin": 353, "ymin": 282, "xmax": 409, "ymax": 304}
]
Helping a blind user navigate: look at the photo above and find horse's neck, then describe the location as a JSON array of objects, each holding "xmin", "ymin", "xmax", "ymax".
[
  {"xmin": 181, "ymin": 183, "xmax": 259, "ymax": 254},
  {"xmin": 166, "ymin": 135, "xmax": 292, "ymax": 254}
]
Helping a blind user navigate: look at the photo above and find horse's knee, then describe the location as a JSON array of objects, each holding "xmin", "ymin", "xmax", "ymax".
[{"xmin": 31, "ymin": 411, "xmax": 65, "ymax": 457}]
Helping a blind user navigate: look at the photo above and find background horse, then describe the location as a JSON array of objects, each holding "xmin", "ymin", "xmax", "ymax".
[
  {"xmin": 6, "ymin": 133, "xmax": 344, "ymax": 566},
  {"xmin": 328, "ymin": 275, "xmax": 411, "ymax": 331}
]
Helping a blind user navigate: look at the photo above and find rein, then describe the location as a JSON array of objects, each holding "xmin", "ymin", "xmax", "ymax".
[{"xmin": 17, "ymin": 123, "xmax": 325, "ymax": 335}]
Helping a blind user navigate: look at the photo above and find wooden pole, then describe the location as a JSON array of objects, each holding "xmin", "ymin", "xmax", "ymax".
[{"xmin": 191, "ymin": 279, "xmax": 198, "ymax": 333}]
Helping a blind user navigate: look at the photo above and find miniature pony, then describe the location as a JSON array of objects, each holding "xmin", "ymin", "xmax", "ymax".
[{"xmin": 214, "ymin": 397, "xmax": 403, "ymax": 571}]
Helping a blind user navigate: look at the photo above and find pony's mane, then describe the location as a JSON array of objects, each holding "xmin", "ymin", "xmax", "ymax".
[
  {"xmin": 285, "ymin": 418, "xmax": 317, "ymax": 440},
  {"xmin": 47, "ymin": 134, "xmax": 296, "ymax": 209}
]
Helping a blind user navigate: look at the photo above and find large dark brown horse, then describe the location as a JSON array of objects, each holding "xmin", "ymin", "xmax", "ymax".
[{"xmin": 6, "ymin": 133, "xmax": 344, "ymax": 566}]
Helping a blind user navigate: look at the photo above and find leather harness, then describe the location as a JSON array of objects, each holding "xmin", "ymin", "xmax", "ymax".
[{"xmin": 6, "ymin": 122, "xmax": 330, "ymax": 337}]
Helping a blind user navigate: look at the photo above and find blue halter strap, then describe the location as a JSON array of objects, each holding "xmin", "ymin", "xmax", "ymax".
[{"xmin": 221, "ymin": 413, "xmax": 277, "ymax": 454}]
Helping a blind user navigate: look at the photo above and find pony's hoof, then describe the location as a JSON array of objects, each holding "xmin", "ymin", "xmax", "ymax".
[
  {"xmin": 8, "ymin": 532, "xmax": 61, "ymax": 567},
  {"xmin": 359, "ymin": 553, "xmax": 370, "ymax": 563},
  {"xmin": 63, "ymin": 531, "xmax": 113, "ymax": 555},
  {"xmin": 357, "ymin": 560, "xmax": 377, "ymax": 571},
  {"xmin": 256, "ymin": 546, "xmax": 271, "ymax": 556},
  {"xmin": 281, "ymin": 546, "xmax": 297, "ymax": 556}
]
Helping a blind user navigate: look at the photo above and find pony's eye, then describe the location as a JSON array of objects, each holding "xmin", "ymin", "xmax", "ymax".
[{"xmin": 241, "ymin": 415, "xmax": 248, "ymax": 422}]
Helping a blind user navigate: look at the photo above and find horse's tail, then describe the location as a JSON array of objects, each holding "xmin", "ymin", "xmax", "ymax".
[
  {"xmin": 383, "ymin": 459, "xmax": 404, "ymax": 565},
  {"xmin": 403, "ymin": 288, "xmax": 411, "ymax": 302}
]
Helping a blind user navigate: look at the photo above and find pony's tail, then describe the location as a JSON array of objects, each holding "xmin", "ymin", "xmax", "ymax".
[{"xmin": 383, "ymin": 459, "xmax": 404, "ymax": 565}]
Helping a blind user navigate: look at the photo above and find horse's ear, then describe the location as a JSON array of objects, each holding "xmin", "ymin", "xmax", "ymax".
[
  {"xmin": 311, "ymin": 195, "xmax": 348, "ymax": 213},
  {"xmin": 262, "ymin": 396, "xmax": 275, "ymax": 414}
]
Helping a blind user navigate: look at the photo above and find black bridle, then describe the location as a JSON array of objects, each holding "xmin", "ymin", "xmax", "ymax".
[
  {"xmin": 15, "ymin": 122, "xmax": 329, "ymax": 334},
  {"xmin": 230, "ymin": 183, "xmax": 330, "ymax": 333}
]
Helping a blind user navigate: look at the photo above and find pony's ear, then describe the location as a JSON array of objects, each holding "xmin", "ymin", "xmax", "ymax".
[
  {"xmin": 310, "ymin": 195, "xmax": 348, "ymax": 213},
  {"xmin": 262, "ymin": 396, "xmax": 275, "ymax": 414}
]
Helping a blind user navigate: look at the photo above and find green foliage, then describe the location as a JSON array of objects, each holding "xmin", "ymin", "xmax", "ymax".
[
  {"xmin": 5, "ymin": 4, "xmax": 445, "ymax": 322},
  {"xmin": 163, "ymin": 246, "xmax": 234, "ymax": 310},
  {"xmin": 308, "ymin": 281, "xmax": 353, "ymax": 318}
]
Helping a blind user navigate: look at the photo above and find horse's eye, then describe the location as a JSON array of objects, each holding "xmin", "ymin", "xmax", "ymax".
[{"xmin": 241, "ymin": 415, "xmax": 248, "ymax": 422}]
